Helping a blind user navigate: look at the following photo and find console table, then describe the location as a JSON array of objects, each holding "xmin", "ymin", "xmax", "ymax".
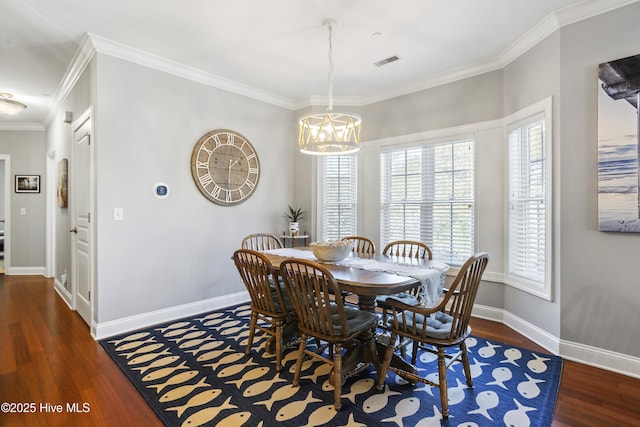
[{"xmin": 281, "ymin": 234, "xmax": 309, "ymax": 248}]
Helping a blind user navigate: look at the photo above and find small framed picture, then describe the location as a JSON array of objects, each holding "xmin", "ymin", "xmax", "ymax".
[{"xmin": 15, "ymin": 175, "xmax": 40, "ymax": 193}]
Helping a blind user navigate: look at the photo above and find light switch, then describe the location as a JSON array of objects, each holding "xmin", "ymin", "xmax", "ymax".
[
  {"xmin": 113, "ymin": 207, "xmax": 124, "ymax": 221},
  {"xmin": 20, "ymin": 208, "xmax": 26, "ymax": 215}
]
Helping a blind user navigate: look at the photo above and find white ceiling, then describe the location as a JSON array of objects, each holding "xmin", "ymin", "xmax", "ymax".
[{"xmin": 0, "ymin": 0, "xmax": 636, "ymax": 126}]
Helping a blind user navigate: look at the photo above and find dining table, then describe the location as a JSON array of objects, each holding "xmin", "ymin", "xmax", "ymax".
[{"xmin": 261, "ymin": 246, "xmax": 450, "ymax": 383}]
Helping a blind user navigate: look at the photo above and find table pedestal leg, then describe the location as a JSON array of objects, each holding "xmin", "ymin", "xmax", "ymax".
[
  {"xmin": 264, "ymin": 319, "xmax": 299, "ymax": 354},
  {"xmin": 357, "ymin": 295, "xmax": 377, "ymax": 312},
  {"xmin": 355, "ymin": 295, "xmax": 419, "ymax": 378}
]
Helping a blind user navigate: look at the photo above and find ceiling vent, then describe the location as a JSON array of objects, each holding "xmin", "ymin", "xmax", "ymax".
[{"xmin": 374, "ymin": 55, "xmax": 400, "ymax": 67}]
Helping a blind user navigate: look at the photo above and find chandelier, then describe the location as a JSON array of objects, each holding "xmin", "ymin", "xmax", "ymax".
[
  {"xmin": 0, "ymin": 92, "xmax": 27, "ymax": 115},
  {"xmin": 298, "ymin": 20, "xmax": 361, "ymax": 155}
]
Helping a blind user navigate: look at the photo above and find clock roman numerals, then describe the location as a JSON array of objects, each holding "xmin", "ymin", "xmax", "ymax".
[
  {"xmin": 212, "ymin": 134, "xmax": 223, "ymax": 147},
  {"xmin": 199, "ymin": 173, "xmax": 213, "ymax": 187},
  {"xmin": 211, "ymin": 184, "xmax": 222, "ymax": 199}
]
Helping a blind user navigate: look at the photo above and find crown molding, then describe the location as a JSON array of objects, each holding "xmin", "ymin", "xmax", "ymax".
[
  {"xmin": 87, "ymin": 33, "xmax": 295, "ymax": 110},
  {"xmin": 44, "ymin": 33, "xmax": 96, "ymax": 127},
  {"xmin": 295, "ymin": 95, "xmax": 364, "ymax": 110},
  {"xmin": 49, "ymin": 0, "xmax": 640, "ymax": 116},
  {"xmin": 361, "ymin": 57, "xmax": 504, "ymax": 106},
  {"xmin": 555, "ymin": 0, "xmax": 640, "ymax": 26}
]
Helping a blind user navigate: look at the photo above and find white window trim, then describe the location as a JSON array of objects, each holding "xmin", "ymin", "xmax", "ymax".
[{"xmin": 504, "ymin": 96, "xmax": 553, "ymax": 301}]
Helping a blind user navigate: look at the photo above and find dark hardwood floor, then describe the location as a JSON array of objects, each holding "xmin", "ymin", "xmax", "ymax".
[{"xmin": 1, "ymin": 275, "xmax": 639, "ymax": 426}]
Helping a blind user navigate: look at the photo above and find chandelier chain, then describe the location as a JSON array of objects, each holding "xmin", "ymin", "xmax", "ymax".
[{"xmin": 327, "ymin": 22, "xmax": 334, "ymax": 112}]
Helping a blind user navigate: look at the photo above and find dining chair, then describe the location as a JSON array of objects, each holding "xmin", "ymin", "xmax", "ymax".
[
  {"xmin": 376, "ymin": 252, "xmax": 489, "ymax": 419},
  {"xmin": 241, "ymin": 233, "xmax": 283, "ymax": 251},
  {"xmin": 341, "ymin": 236, "xmax": 375, "ymax": 256},
  {"xmin": 383, "ymin": 239, "xmax": 432, "ymax": 259},
  {"xmin": 232, "ymin": 249, "xmax": 296, "ymax": 372},
  {"xmin": 280, "ymin": 258, "xmax": 380, "ymax": 410},
  {"xmin": 376, "ymin": 240, "xmax": 433, "ymax": 325}
]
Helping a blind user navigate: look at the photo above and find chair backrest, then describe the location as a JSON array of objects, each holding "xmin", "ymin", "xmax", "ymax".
[
  {"xmin": 389, "ymin": 252, "xmax": 488, "ymax": 343},
  {"xmin": 280, "ymin": 259, "xmax": 350, "ymax": 340},
  {"xmin": 233, "ymin": 249, "xmax": 289, "ymax": 315},
  {"xmin": 441, "ymin": 252, "xmax": 489, "ymax": 340},
  {"xmin": 242, "ymin": 233, "xmax": 283, "ymax": 251},
  {"xmin": 341, "ymin": 236, "xmax": 375, "ymax": 255},
  {"xmin": 383, "ymin": 240, "xmax": 432, "ymax": 260}
]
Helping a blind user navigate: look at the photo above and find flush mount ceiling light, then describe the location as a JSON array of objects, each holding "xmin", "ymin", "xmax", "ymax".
[
  {"xmin": 298, "ymin": 20, "xmax": 361, "ymax": 155},
  {"xmin": 0, "ymin": 92, "xmax": 27, "ymax": 115}
]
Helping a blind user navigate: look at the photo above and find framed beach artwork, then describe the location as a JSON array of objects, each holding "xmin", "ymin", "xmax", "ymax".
[{"xmin": 598, "ymin": 53, "xmax": 640, "ymax": 232}]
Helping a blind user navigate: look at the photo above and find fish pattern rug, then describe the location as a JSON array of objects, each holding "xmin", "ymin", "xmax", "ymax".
[{"xmin": 100, "ymin": 303, "xmax": 562, "ymax": 427}]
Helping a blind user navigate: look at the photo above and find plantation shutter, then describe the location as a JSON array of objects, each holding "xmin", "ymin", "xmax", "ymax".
[
  {"xmin": 380, "ymin": 139, "xmax": 474, "ymax": 264},
  {"xmin": 322, "ymin": 155, "xmax": 357, "ymax": 240},
  {"xmin": 508, "ymin": 116, "xmax": 546, "ymax": 283}
]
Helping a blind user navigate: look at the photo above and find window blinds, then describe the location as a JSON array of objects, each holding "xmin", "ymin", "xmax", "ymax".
[
  {"xmin": 321, "ymin": 155, "xmax": 357, "ymax": 241},
  {"xmin": 380, "ymin": 140, "xmax": 474, "ymax": 264},
  {"xmin": 508, "ymin": 118, "xmax": 546, "ymax": 283}
]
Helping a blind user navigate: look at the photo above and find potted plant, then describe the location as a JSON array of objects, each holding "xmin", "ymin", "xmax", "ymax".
[{"xmin": 286, "ymin": 205, "xmax": 305, "ymax": 236}]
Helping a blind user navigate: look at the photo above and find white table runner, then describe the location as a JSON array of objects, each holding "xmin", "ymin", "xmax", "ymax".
[{"xmin": 264, "ymin": 248, "xmax": 449, "ymax": 307}]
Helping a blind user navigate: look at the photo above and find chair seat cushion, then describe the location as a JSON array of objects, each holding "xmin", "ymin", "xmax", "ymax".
[
  {"xmin": 328, "ymin": 304, "xmax": 378, "ymax": 336},
  {"xmin": 269, "ymin": 280, "xmax": 295, "ymax": 313},
  {"xmin": 376, "ymin": 292, "xmax": 420, "ymax": 309},
  {"xmin": 394, "ymin": 311, "xmax": 470, "ymax": 340}
]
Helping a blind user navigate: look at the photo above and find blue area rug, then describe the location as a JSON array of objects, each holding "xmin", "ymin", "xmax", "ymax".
[{"xmin": 99, "ymin": 303, "xmax": 562, "ymax": 426}]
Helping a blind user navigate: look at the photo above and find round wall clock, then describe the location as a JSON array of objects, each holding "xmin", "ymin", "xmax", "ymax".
[{"xmin": 190, "ymin": 129, "xmax": 260, "ymax": 206}]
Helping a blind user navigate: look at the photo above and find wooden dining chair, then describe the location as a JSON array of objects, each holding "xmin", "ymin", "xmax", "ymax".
[
  {"xmin": 280, "ymin": 258, "xmax": 380, "ymax": 410},
  {"xmin": 383, "ymin": 239, "xmax": 432, "ymax": 259},
  {"xmin": 241, "ymin": 233, "xmax": 283, "ymax": 251},
  {"xmin": 341, "ymin": 236, "xmax": 375, "ymax": 256},
  {"xmin": 376, "ymin": 252, "xmax": 489, "ymax": 419},
  {"xmin": 232, "ymin": 249, "xmax": 296, "ymax": 372},
  {"xmin": 376, "ymin": 240, "xmax": 433, "ymax": 326}
]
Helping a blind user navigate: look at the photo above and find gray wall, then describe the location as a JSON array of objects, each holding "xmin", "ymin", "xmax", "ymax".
[
  {"xmin": 557, "ymin": 3, "xmax": 640, "ymax": 356},
  {"xmin": 0, "ymin": 130, "xmax": 46, "ymax": 269},
  {"xmin": 93, "ymin": 54, "xmax": 295, "ymax": 323},
  {"xmin": 363, "ymin": 70, "xmax": 504, "ymax": 140}
]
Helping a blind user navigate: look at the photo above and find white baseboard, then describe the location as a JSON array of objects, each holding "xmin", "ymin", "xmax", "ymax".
[
  {"xmin": 6, "ymin": 266, "xmax": 47, "ymax": 275},
  {"xmin": 560, "ymin": 339, "xmax": 640, "ymax": 379},
  {"xmin": 472, "ymin": 303, "xmax": 640, "ymax": 379},
  {"xmin": 94, "ymin": 291, "xmax": 250, "ymax": 340},
  {"xmin": 54, "ymin": 279, "xmax": 73, "ymax": 308}
]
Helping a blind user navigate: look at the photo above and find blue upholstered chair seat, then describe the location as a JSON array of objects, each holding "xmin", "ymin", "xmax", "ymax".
[
  {"xmin": 395, "ymin": 311, "xmax": 470, "ymax": 340},
  {"xmin": 376, "ymin": 292, "xmax": 420, "ymax": 309}
]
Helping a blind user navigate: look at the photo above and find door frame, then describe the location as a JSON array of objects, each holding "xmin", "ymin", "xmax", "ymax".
[
  {"xmin": 0, "ymin": 155, "xmax": 10, "ymax": 273},
  {"xmin": 70, "ymin": 106, "xmax": 95, "ymax": 333}
]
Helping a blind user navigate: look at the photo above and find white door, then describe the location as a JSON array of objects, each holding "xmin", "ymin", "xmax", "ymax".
[{"xmin": 71, "ymin": 114, "xmax": 92, "ymax": 326}]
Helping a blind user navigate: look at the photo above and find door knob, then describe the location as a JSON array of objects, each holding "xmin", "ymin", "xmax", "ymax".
[{"xmin": 70, "ymin": 227, "xmax": 78, "ymax": 233}]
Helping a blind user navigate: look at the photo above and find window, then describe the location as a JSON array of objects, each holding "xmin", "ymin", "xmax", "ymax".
[
  {"xmin": 321, "ymin": 154, "xmax": 357, "ymax": 240},
  {"xmin": 506, "ymin": 97, "xmax": 552, "ymax": 300},
  {"xmin": 380, "ymin": 139, "xmax": 474, "ymax": 264}
]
